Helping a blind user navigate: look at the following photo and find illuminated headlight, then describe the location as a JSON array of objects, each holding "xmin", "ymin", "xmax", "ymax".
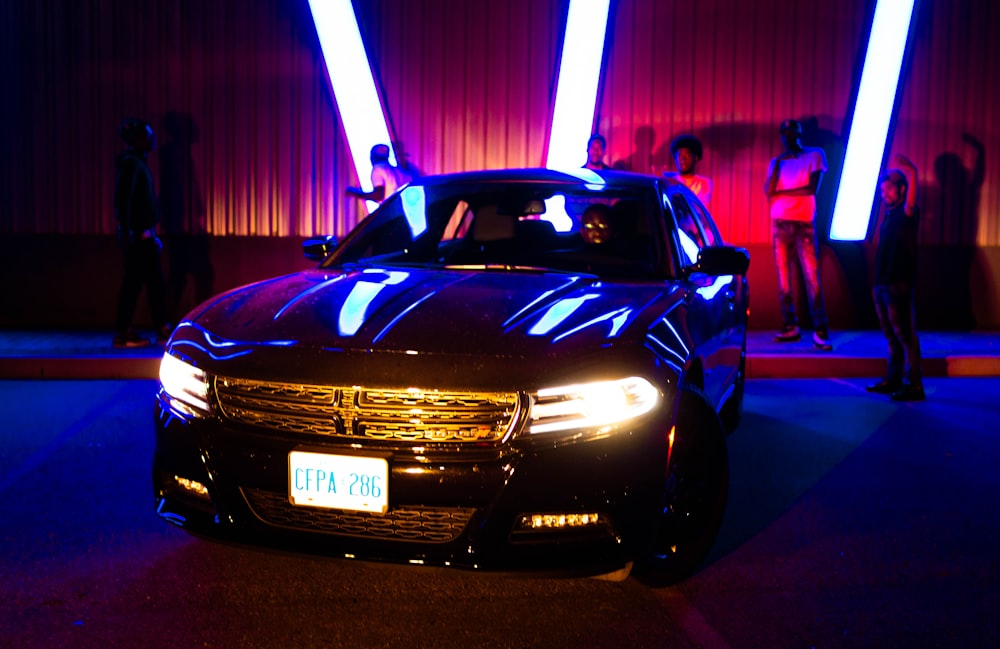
[
  {"xmin": 159, "ymin": 354, "xmax": 210, "ymax": 416},
  {"xmin": 528, "ymin": 376, "xmax": 659, "ymax": 435}
]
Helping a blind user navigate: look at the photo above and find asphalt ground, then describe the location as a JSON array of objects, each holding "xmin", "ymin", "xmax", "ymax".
[{"xmin": 1, "ymin": 376, "xmax": 998, "ymax": 648}]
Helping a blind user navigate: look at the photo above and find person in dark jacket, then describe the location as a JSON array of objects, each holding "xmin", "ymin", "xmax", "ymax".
[
  {"xmin": 866, "ymin": 154, "xmax": 924, "ymax": 401},
  {"xmin": 113, "ymin": 118, "xmax": 170, "ymax": 347}
]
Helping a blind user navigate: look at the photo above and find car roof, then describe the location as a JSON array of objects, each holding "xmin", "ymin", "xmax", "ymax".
[{"xmin": 412, "ymin": 167, "xmax": 661, "ymax": 190}]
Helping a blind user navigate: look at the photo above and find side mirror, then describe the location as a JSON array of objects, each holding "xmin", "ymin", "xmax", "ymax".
[
  {"xmin": 303, "ymin": 235, "xmax": 338, "ymax": 263},
  {"xmin": 694, "ymin": 246, "xmax": 750, "ymax": 275}
]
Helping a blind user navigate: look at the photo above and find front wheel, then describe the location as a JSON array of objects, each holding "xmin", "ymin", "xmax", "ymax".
[{"xmin": 635, "ymin": 389, "xmax": 729, "ymax": 586}]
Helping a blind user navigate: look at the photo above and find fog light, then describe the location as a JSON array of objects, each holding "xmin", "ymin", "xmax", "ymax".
[
  {"xmin": 520, "ymin": 513, "xmax": 602, "ymax": 530},
  {"xmin": 173, "ymin": 475, "xmax": 210, "ymax": 498}
]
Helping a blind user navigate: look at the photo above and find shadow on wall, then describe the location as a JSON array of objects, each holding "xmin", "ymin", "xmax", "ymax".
[
  {"xmin": 687, "ymin": 117, "xmax": 865, "ymax": 331},
  {"xmin": 605, "ymin": 117, "xmax": 865, "ymax": 331},
  {"xmin": 919, "ymin": 133, "xmax": 984, "ymax": 330},
  {"xmin": 574, "ymin": 119, "xmax": 993, "ymax": 332},
  {"xmin": 798, "ymin": 115, "xmax": 877, "ymax": 331},
  {"xmin": 612, "ymin": 125, "xmax": 657, "ymax": 174},
  {"xmin": 159, "ymin": 110, "xmax": 215, "ymax": 324}
]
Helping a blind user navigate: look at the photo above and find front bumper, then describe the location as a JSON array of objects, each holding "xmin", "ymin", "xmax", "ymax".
[{"xmin": 153, "ymin": 396, "xmax": 671, "ymax": 576}]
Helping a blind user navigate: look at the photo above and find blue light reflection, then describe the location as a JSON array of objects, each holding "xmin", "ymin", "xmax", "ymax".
[
  {"xmin": 660, "ymin": 315, "xmax": 690, "ymax": 356},
  {"xmin": 401, "ymin": 186, "xmax": 427, "ymax": 238},
  {"xmin": 528, "ymin": 294, "xmax": 599, "ymax": 336},
  {"xmin": 504, "ymin": 278, "xmax": 584, "ymax": 329},
  {"xmin": 542, "ymin": 195, "xmax": 574, "ymax": 232},
  {"xmin": 168, "ymin": 322, "xmax": 297, "ymax": 361},
  {"xmin": 169, "ymin": 340, "xmax": 253, "ymax": 361},
  {"xmin": 695, "ymin": 275, "xmax": 733, "ymax": 300},
  {"xmin": 338, "ymin": 269, "xmax": 410, "ymax": 337},
  {"xmin": 274, "ymin": 274, "xmax": 348, "ymax": 320},
  {"xmin": 678, "ymin": 230, "xmax": 700, "ymax": 266},
  {"xmin": 372, "ymin": 290, "xmax": 438, "ymax": 344},
  {"xmin": 552, "ymin": 306, "xmax": 632, "ymax": 343}
]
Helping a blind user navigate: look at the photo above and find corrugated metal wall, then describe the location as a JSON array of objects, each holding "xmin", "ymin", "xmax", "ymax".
[
  {"xmin": 2, "ymin": 0, "xmax": 998, "ymax": 248},
  {"xmin": 357, "ymin": 0, "xmax": 562, "ymax": 175},
  {"xmin": 597, "ymin": 0, "xmax": 869, "ymax": 244},
  {"xmin": 898, "ymin": 0, "xmax": 999, "ymax": 247},
  {"xmin": 1, "ymin": 0, "xmax": 355, "ymax": 238}
]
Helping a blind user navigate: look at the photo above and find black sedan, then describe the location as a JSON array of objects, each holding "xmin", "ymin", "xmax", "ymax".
[{"xmin": 153, "ymin": 167, "xmax": 749, "ymax": 583}]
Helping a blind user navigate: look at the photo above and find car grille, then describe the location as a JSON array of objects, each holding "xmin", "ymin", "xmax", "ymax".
[
  {"xmin": 213, "ymin": 376, "xmax": 522, "ymax": 445},
  {"xmin": 242, "ymin": 488, "xmax": 475, "ymax": 543}
]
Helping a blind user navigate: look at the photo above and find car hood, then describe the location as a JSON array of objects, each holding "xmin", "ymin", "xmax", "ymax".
[{"xmin": 184, "ymin": 267, "xmax": 680, "ymax": 355}]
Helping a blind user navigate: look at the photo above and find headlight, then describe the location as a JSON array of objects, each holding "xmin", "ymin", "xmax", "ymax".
[
  {"xmin": 528, "ymin": 376, "xmax": 659, "ymax": 435},
  {"xmin": 159, "ymin": 354, "xmax": 210, "ymax": 416}
]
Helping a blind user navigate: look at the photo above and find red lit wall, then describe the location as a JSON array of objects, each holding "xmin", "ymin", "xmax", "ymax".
[{"xmin": 1, "ymin": 0, "xmax": 998, "ymax": 328}]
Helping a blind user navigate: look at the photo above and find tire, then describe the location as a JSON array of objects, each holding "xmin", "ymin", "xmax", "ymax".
[{"xmin": 634, "ymin": 388, "xmax": 730, "ymax": 586}]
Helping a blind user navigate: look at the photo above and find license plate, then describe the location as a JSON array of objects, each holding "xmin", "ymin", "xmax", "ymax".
[{"xmin": 288, "ymin": 451, "xmax": 388, "ymax": 514}]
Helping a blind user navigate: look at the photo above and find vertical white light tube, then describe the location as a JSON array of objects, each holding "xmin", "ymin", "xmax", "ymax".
[
  {"xmin": 829, "ymin": 0, "xmax": 916, "ymax": 241},
  {"xmin": 307, "ymin": 0, "xmax": 395, "ymax": 213},
  {"xmin": 545, "ymin": 0, "xmax": 612, "ymax": 171}
]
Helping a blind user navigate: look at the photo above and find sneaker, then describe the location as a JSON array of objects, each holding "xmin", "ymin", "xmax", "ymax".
[
  {"xmin": 865, "ymin": 378, "xmax": 902, "ymax": 395},
  {"xmin": 813, "ymin": 328, "xmax": 833, "ymax": 351},
  {"xmin": 891, "ymin": 385, "xmax": 926, "ymax": 402},
  {"xmin": 774, "ymin": 325, "xmax": 801, "ymax": 342},
  {"xmin": 112, "ymin": 331, "xmax": 150, "ymax": 348}
]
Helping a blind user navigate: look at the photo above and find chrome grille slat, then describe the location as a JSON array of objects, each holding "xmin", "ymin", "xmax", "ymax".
[
  {"xmin": 242, "ymin": 488, "xmax": 474, "ymax": 542},
  {"xmin": 360, "ymin": 389, "xmax": 505, "ymax": 409},
  {"xmin": 223, "ymin": 406, "xmax": 340, "ymax": 436},
  {"xmin": 214, "ymin": 376, "xmax": 519, "ymax": 444}
]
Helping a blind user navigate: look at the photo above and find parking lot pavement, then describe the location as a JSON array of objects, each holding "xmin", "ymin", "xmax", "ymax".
[{"xmin": 1, "ymin": 377, "xmax": 998, "ymax": 648}]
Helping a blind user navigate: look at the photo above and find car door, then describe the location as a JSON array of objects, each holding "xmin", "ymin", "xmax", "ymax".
[{"xmin": 662, "ymin": 188, "xmax": 744, "ymax": 411}]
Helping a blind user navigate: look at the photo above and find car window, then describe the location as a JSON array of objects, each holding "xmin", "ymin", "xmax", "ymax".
[
  {"xmin": 441, "ymin": 200, "xmax": 472, "ymax": 241},
  {"xmin": 687, "ymin": 196, "xmax": 722, "ymax": 246},
  {"xmin": 327, "ymin": 181, "xmax": 663, "ymax": 279},
  {"xmin": 666, "ymin": 193, "xmax": 705, "ymax": 267}
]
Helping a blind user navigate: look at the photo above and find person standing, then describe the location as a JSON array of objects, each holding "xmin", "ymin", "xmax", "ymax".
[
  {"xmin": 113, "ymin": 118, "xmax": 170, "ymax": 348},
  {"xmin": 867, "ymin": 155, "xmax": 925, "ymax": 401},
  {"xmin": 346, "ymin": 144, "xmax": 411, "ymax": 205},
  {"xmin": 764, "ymin": 119, "xmax": 832, "ymax": 350},
  {"xmin": 663, "ymin": 134, "xmax": 712, "ymax": 207},
  {"xmin": 583, "ymin": 134, "xmax": 610, "ymax": 170}
]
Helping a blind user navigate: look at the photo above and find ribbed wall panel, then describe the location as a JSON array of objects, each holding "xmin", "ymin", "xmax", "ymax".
[
  {"xmin": 896, "ymin": 0, "xmax": 998, "ymax": 247},
  {"xmin": 598, "ymin": 0, "xmax": 867, "ymax": 244},
  {"xmin": 1, "ymin": 0, "xmax": 997, "ymax": 249}
]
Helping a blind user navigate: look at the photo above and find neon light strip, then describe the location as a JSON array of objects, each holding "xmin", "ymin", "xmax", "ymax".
[
  {"xmin": 829, "ymin": 0, "xmax": 916, "ymax": 241},
  {"xmin": 544, "ymin": 0, "xmax": 612, "ymax": 170},
  {"xmin": 307, "ymin": 0, "xmax": 395, "ymax": 213}
]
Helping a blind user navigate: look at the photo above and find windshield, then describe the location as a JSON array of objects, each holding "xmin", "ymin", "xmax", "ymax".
[{"xmin": 324, "ymin": 179, "xmax": 665, "ymax": 278}]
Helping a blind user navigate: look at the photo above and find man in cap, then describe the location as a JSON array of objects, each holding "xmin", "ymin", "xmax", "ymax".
[
  {"xmin": 347, "ymin": 143, "xmax": 411, "ymax": 205},
  {"xmin": 866, "ymin": 154, "xmax": 924, "ymax": 401},
  {"xmin": 764, "ymin": 118, "xmax": 832, "ymax": 350}
]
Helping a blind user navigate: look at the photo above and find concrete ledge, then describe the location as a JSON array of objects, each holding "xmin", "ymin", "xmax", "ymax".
[
  {"xmin": 747, "ymin": 355, "xmax": 885, "ymax": 379},
  {"xmin": 944, "ymin": 356, "xmax": 1000, "ymax": 377},
  {"xmin": 0, "ymin": 356, "xmax": 162, "ymax": 380},
  {"xmin": 747, "ymin": 354, "xmax": 1000, "ymax": 379}
]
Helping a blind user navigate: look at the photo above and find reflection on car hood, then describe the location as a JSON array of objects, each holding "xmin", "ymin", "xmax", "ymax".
[{"xmin": 186, "ymin": 267, "xmax": 681, "ymax": 357}]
